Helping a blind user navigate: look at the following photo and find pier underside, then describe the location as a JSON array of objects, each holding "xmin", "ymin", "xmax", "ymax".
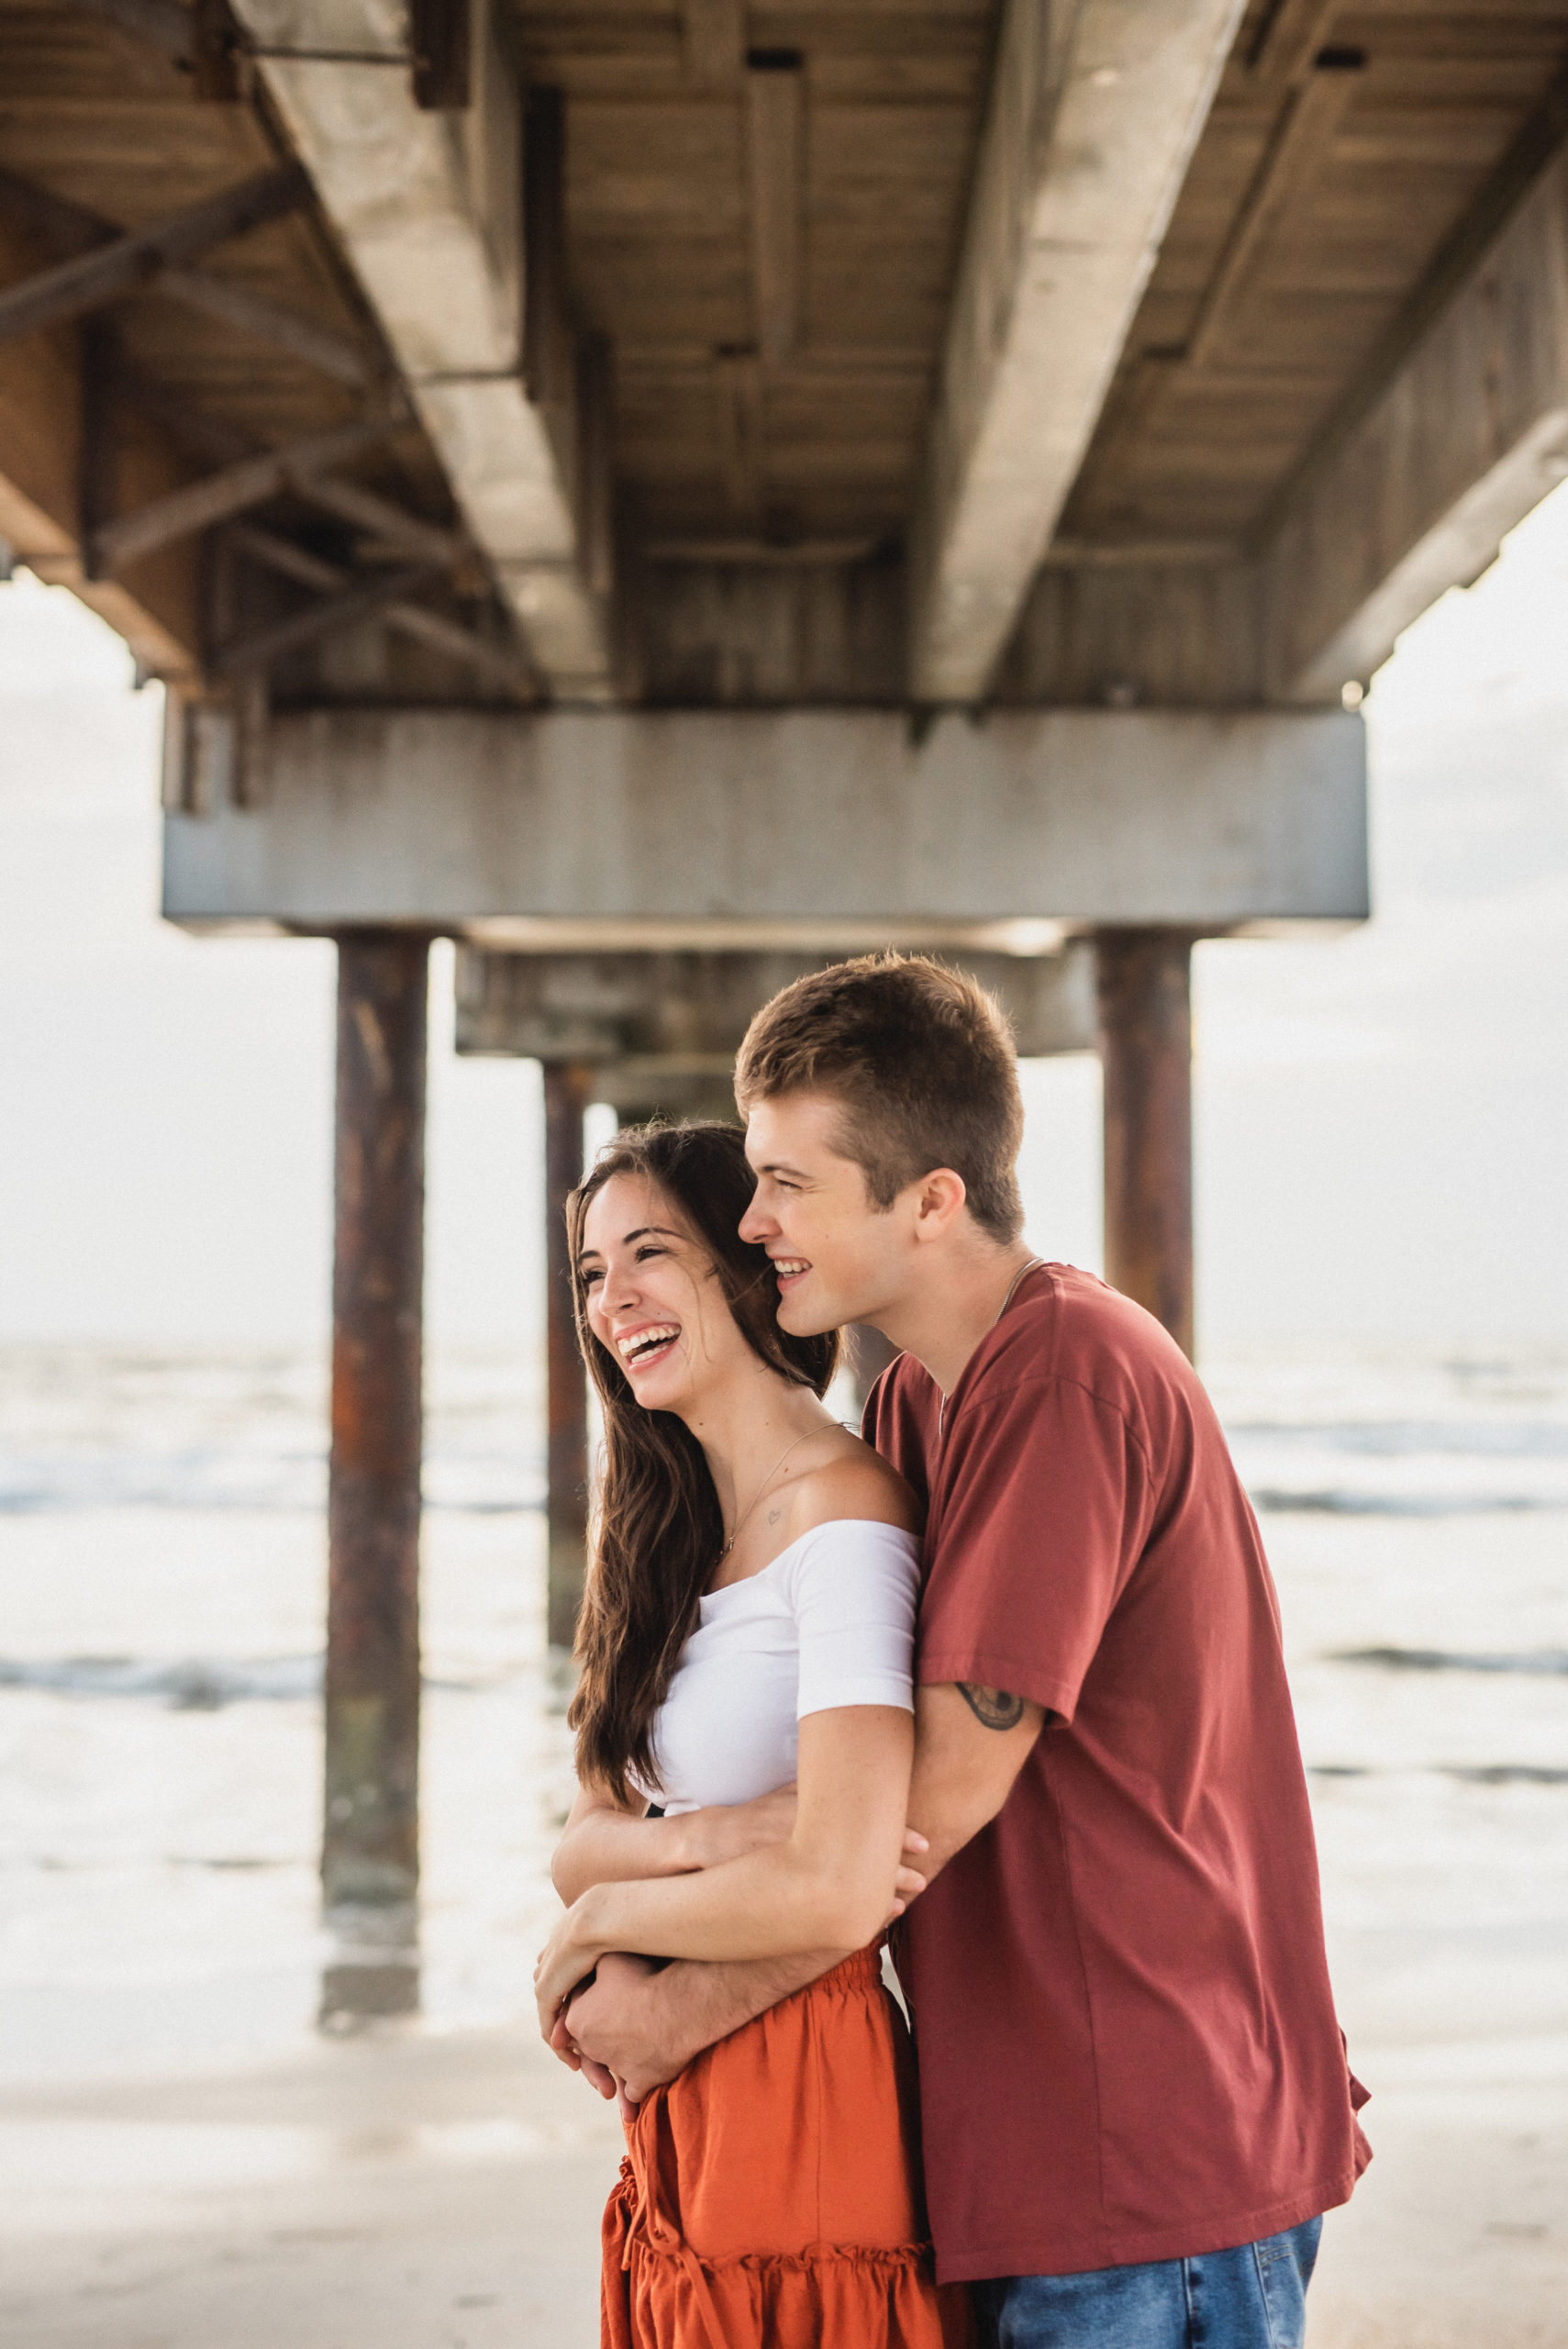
[{"xmin": 4, "ymin": 0, "xmax": 1567, "ymax": 2009}]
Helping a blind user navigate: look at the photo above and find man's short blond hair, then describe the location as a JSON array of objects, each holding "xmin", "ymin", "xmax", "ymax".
[{"xmin": 734, "ymin": 954, "xmax": 1025, "ymax": 1242}]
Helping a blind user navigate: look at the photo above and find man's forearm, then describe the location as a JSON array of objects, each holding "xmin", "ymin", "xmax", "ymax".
[{"xmin": 569, "ymin": 1945, "xmax": 845, "ymax": 2098}]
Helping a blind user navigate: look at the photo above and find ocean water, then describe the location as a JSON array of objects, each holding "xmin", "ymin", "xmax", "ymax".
[{"xmin": 2, "ymin": 1342, "xmax": 1566, "ymax": 2087}]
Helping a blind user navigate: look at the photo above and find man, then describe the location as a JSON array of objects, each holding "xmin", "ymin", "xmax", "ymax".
[{"xmin": 561, "ymin": 953, "xmax": 1369, "ymax": 2346}]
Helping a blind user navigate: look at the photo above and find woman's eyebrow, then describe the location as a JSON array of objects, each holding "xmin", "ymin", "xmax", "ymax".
[{"xmin": 577, "ymin": 1222, "xmax": 682, "ymax": 1268}]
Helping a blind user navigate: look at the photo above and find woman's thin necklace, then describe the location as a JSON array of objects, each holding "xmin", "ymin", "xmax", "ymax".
[{"xmin": 717, "ymin": 1427, "xmax": 819, "ymax": 1565}]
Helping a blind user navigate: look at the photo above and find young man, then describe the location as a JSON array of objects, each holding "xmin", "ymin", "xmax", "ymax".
[{"xmin": 561, "ymin": 954, "xmax": 1370, "ymax": 2346}]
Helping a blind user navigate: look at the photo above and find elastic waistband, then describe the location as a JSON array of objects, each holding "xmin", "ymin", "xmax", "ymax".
[{"xmin": 779, "ymin": 1942, "xmax": 885, "ymax": 2006}]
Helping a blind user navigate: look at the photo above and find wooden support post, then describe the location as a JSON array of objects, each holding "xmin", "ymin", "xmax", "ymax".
[
  {"xmin": 78, "ymin": 317, "xmax": 119, "ymax": 580},
  {"xmin": 523, "ymin": 88, "xmax": 573, "ymax": 411},
  {"xmin": 543, "ymin": 1060, "xmax": 595, "ymax": 1653},
  {"xmin": 745, "ymin": 50, "xmax": 804, "ymax": 367},
  {"xmin": 1095, "ymin": 928, "xmax": 1195, "ymax": 1360},
  {"xmin": 409, "ymin": 0, "xmax": 471, "ymax": 112},
  {"xmin": 322, "ymin": 931, "xmax": 428, "ymax": 2021}
]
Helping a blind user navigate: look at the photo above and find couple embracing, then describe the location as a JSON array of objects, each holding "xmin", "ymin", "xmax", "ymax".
[{"xmin": 535, "ymin": 955, "xmax": 1370, "ymax": 2349}]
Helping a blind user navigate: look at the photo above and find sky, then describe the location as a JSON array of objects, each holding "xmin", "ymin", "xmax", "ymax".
[{"xmin": 2, "ymin": 488, "xmax": 1566, "ymax": 1357}]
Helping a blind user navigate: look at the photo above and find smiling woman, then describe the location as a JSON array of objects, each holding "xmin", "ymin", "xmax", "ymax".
[{"xmin": 543, "ymin": 1120, "xmax": 962, "ymax": 2348}]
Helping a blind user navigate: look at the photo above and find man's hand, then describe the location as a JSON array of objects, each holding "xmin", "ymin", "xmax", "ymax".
[
  {"xmin": 550, "ymin": 1951, "xmax": 655, "ymax": 2094},
  {"xmin": 562, "ymin": 1947, "xmax": 840, "ymax": 2107},
  {"xmin": 560, "ymin": 1951, "xmax": 697, "ymax": 2107}
]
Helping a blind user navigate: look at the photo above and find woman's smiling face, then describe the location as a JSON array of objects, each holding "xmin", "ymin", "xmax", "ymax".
[{"xmin": 577, "ymin": 1172, "xmax": 765, "ymax": 1416}]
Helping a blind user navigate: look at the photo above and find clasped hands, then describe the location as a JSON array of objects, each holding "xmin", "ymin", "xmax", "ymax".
[{"xmin": 534, "ymin": 1783, "xmax": 929, "ymax": 2111}]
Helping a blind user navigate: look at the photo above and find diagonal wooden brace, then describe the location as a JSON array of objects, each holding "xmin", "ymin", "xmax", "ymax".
[
  {"xmin": 90, "ymin": 415, "xmax": 396, "ymax": 573},
  {"xmin": 0, "ymin": 164, "xmax": 310, "ymax": 346},
  {"xmin": 214, "ymin": 559, "xmax": 447, "ymax": 675}
]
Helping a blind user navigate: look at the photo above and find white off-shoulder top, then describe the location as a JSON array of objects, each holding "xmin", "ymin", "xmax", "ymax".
[{"xmin": 645, "ymin": 1519, "xmax": 921, "ymax": 1815}]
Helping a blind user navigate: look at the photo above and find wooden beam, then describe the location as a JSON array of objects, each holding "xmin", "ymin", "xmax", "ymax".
[
  {"xmin": 1262, "ymin": 137, "xmax": 1568, "ymax": 700},
  {"xmin": 746, "ymin": 52, "xmax": 804, "ymax": 368},
  {"xmin": 215, "ymin": 559, "xmax": 446, "ymax": 674},
  {"xmin": 409, "ymin": 0, "xmax": 470, "ymax": 111},
  {"xmin": 576, "ymin": 329, "xmax": 615, "ymax": 600},
  {"xmin": 907, "ymin": 0, "xmax": 1246, "ymax": 702},
  {"xmin": 91, "ymin": 415, "xmax": 394, "ymax": 572},
  {"xmin": 645, "ymin": 535, "xmax": 879, "ymax": 565},
  {"xmin": 1245, "ymin": 0, "xmax": 1341, "ymax": 89},
  {"xmin": 292, "ymin": 473, "xmax": 465, "ymax": 567},
  {"xmin": 522, "ymin": 86, "xmax": 573, "ymax": 411},
  {"xmin": 0, "ymin": 210, "xmax": 201, "ymax": 678},
  {"xmin": 717, "ymin": 348, "xmax": 762, "ymax": 527},
  {"xmin": 158, "ymin": 268, "xmax": 373, "ymax": 384},
  {"xmin": 684, "ymin": 0, "xmax": 743, "ymax": 87},
  {"xmin": 232, "ymin": 521, "xmax": 534, "ymax": 694},
  {"xmin": 0, "ymin": 165, "xmax": 373, "ymax": 387},
  {"xmin": 1184, "ymin": 54, "xmax": 1363, "ymax": 373},
  {"xmin": 0, "ymin": 166, "xmax": 310, "ymax": 347},
  {"xmin": 77, "ymin": 317, "xmax": 120, "ymax": 581},
  {"xmin": 63, "ymin": 0, "xmax": 192, "ymax": 63}
]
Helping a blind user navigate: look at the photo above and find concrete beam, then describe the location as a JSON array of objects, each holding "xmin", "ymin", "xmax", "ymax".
[
  {"xmin": 162, "ymin": 705, "xmax": 1367, "ymax": 934},
  {"xmin": 231, "ymin": 0, "xmax": 612, "ymax": 699},
  {"xmin": 907, "ymin": 0, "xmax": 1245, "ymax": 702},
  {"xmin": 453, "ymin": 945, "xmax": 1097, "ymax": 1065},
  {"xmin": 1264, "ymin": 140, "xmax": 1568, "ymax": 702}
]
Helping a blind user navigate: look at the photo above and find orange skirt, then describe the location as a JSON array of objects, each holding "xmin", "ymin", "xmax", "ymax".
[{"xmin": 601, "ymin": 1946, "xmax": 969, "ymax": 2349}]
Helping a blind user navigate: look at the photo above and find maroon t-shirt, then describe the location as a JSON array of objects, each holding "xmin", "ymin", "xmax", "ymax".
[{"xmin": 866, "ymin": 1264, "xmax": 1370, "ymax": 2284}]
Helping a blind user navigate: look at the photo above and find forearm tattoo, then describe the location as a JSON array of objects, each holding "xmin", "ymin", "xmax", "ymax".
[{"xmin": 958, "ymin": 1682, "xmax": 1027, "ymax": 1731}]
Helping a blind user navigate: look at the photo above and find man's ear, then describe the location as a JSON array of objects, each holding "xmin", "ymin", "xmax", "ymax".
[{"xmin": 910, "ymin": 1168, "xmax": 968, "ymax": 1245}]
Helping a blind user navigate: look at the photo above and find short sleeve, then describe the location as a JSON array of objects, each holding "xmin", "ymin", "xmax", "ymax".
[
  {"xmin": 784, "ymin": 1521, "xmax": 919, "ymax": 1719},
  {"xmin": 917, "ymin": 1376, "xmax": 1154, "ymax": 1721}
]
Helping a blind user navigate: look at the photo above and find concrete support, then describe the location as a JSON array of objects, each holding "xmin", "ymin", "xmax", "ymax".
[
  {"xmin": 1095, "ymin": 928, "xmax": 1195, "ymax": 1359},
  {"xmin": 907, "ymin": 0, "xmax": 1243, "ymax": 700},
  {"xmin": 543, "ymin": 1060, "xmax": 594, "ymax": 1653},
  {"xmin": 231, "ymin": 0, "xmax": 611, "ymax": 696},
  {"xmin": 163, "ymin": 707, "xmax": 1369, "ymax": 938},
  {"xmin": 1263, "ymin": 138, "xmax": 1568, "ymax": 702},
  {"xmin": 322, "ymin": 930, "xmax": 428, "ymax": 2021}
]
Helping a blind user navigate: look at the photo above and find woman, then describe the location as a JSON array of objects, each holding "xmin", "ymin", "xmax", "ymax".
[{"xmin": 536, "ymin": 1121, "xmax": 960, "ymax": 2349}]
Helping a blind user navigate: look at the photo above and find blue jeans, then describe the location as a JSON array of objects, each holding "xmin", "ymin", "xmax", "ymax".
[{"xmin": 973, "ymin": 2217, "xmax": 1322, "ymax": 2349}]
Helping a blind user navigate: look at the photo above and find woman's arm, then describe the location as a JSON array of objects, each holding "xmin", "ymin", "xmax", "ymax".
[
  {"xmin": 536, "ymin": 1705, "xmax": 917, "ymax": 2032},
  {"xmin": 551, "ymin": 1781, "xmax": 806, "ymax": 1908}
]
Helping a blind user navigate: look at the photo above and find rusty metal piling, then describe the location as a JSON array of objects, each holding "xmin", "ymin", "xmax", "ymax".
[
  {"xmin": 321, "ymin": 930, "xmax": 428, "ymax": 2020},
  {"xmin": 1095, "ymin": 928, "xmax": 1195, "ymax": 1360},
  {"xmin": 543, "ymin": 1060, "xmax": 595, "ymax": 1653}
]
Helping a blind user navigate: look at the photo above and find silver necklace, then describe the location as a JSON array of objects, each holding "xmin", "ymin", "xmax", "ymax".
[{"xmin": 715, "ymin": 1427, "xmax": 820, "ymax": 1566}]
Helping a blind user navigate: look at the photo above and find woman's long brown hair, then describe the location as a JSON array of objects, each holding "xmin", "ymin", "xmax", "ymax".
[{"xmin": 566, "ymin": 1121, "xmax": 839, "ymax": 1805}]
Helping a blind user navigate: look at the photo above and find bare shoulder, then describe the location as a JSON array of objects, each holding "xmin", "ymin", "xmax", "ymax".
[{"xmin": 787, "ymin": 1434, "xmax": 921, "ymax": 1538}]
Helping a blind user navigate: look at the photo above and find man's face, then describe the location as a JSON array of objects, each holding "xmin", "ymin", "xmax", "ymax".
[{"xmin": 740, "ymin": 1091, "xmax": 909, "ymax": 1335}]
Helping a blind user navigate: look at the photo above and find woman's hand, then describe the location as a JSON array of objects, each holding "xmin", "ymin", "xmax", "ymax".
[
  {"xmin": 535, "ymin": 1890, "xmax": 608, "ymax": 2038},
  {"xmin": 680, "ymin": 1785, "xmax": 799, "ymax": 1870},
  {"xmin": 685, "ymin": 1787, "xmax": 929, "ymax": 1903}
]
